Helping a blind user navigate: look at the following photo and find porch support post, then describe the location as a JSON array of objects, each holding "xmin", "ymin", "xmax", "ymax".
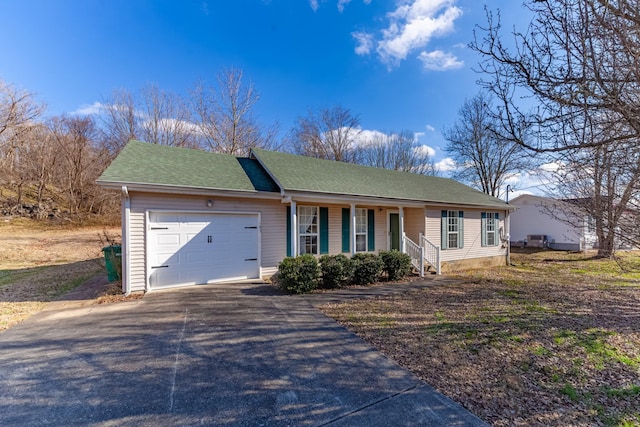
[
  {"xmin": 291, "ymin": 200, "xmax": 297, "ymax": 256},
  {"xmin": 121, "ymin": 186, "xmax": 131, "ymax": 296},
  {"xmin": 351, "ymin": 203, "xmax": 356, "ymax": 255},
  {"xmin": 399, "ymin": 206, "xmax": 405, "ymax": 253}
]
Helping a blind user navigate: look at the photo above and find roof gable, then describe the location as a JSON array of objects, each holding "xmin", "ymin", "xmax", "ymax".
[
  {"xmin": 97, "ymin": 140, "xmax": 278, "ymax": 193},
  {"xmin": 251, "ymin": 148, "xmax": 508, "ymax": 208}
]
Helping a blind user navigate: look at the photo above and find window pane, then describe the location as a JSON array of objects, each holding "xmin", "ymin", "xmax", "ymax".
[
  {"xmin": 356, "ymin": 234, "xmax": 366, "ymax": 252},
  {"xmin": 487, "ymin": 232, "xmax": 495, "ymax": 246},
  {"xmin": 356, "ymin": 208, "xmax": 367, "ymax": 233},
  {"xmin": 449, "ymin": 233, "xmax": 458, "ymax": 249},
  {"xmin": 299, "ymin": 236, "xmax": 318, "ymax": 255}
]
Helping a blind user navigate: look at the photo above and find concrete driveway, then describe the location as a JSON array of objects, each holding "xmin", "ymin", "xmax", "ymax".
[{"xmin": 0, "ymin": 282, "xmax": 487, "ymax": 426}]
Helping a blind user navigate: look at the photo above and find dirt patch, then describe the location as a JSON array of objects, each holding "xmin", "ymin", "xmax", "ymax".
[
  {"xmin": 321, "ymin": 251, "xmax": 640, "ymax": 426},
  {"xmin": 0, "ymin": 220, "xmax": 121, "ymax": 331}
]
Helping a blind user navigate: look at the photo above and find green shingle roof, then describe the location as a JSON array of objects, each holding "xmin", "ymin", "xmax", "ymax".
[
  {"xmin": 98, "ymin": 140, "xmax": 509, "ymax": 209},
  {"xmin": 97, "ymin": 140, "xmax": 279, "ymax": 193},
  {"xmin": 251, "ymin": 148, "xmax": 508, "ymax": 208}
]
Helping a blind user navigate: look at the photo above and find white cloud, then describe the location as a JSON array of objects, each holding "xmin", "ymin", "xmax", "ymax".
[
  {"xmin": 311, "ymin": 0, "xmax": 371, "ymax": 12},
  {"xmin": 353, "ymin": 128, "xmax": 387, "ymax": 147},
  {"xmin": 435, "ymin": 157, "xmax": 456, "ymax": 172},
  {"xmin": 140, "ymin": 117, "xmax": 203, "ymax": 136},
  {"xmin": 74, "ymin": 101, "xmax": 104, "ymax": 116},
  {"xmin": 352, "ymin": 31, "xmax": 374, "ymax": 55},
  {"xmin": 337, "ymin": 0, "xmax": 351, "ymax": 12},
  {"xmin": 375, "ymin": 0, "xmax": 463, "ymax": 68},
  {"xmin": 413, "ymin": 144, "xmax": 436, "ymax": 157},
  {"xmin": 417, "ymin": 49, "xmax": 464, "ymax": 71},
  {"xmin": 425, "ymin": 124, "xmax": 435, "ymax": 132},
  {"xmin": 539, "ymin": 161, "xmax": 562, "ymax": 172},
  {"xmin": 414, "ymin": 131, "xmax": 425, "ymax": 140}
]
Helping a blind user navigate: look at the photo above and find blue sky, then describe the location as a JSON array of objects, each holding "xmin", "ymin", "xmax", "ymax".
[{"xmin": 1, "ymin": 0, "xmax": 540, "ymax": 195}]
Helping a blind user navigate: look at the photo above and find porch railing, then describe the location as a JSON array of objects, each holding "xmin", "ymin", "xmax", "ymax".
[
  {"xmin": 420, "ymin": 233, "xmax": 441, "ymax": 275},
  {"xmin": 402, "ymin": 233, "xmax": 424, "ymax": 277}
]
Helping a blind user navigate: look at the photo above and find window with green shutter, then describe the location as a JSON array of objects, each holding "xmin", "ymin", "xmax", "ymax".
[
  {"xmin": 482, "ymin": 212, "xmax": 499, "ymax": 247},
  {"xmin": 442, "ymin": 210, "xmax": 464, "ymax": 249}
]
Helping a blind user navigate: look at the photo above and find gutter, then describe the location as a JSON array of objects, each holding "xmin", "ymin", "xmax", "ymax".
[{"xmin": 121, "ymin": 186, "xmax": 132, "ymax": 296}]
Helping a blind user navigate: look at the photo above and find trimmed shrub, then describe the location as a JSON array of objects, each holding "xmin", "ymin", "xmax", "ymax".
[
  {"xmin": 351, "ymin": 253, "xmax": 384, "ymax": 285},
  {"xmin": 379, "ymin": 250, "xmax": 412, "ymax": 281},
  {"xmin": 319, "ymin": 254, "xmax": 354, "ymax": 289},
  {"xmin": 277, "ymin": 254, "xmax": 321, "ymax": 294}
]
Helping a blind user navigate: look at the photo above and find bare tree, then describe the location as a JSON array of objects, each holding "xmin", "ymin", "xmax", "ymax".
[
  {"xmin": 289, "ymin": 105, "xmax": 362, "ymax": 162},
  {"xmin": 48, "ymin": 115, "xmax": 107, "ymax": 215},
  {"xmin": 98, "ymin": 88, "xmax": 138, "ymax": 157},
  {"xmin": 472, "ymin": 0, "xmax": 640, "ymax": 256},
  {"xmin": 0, "ymin": 79, "xmax": 46, "ymax": 184},
  {"xmin": 360, "ymin": 130, "xmax": 437, "ymax": 175},
  {"xmin": 545, "ymin": 115, "xmax": 640, "ymax": 256},
  {"xmin": 472, "ymin": 0, "xmax": 640, "ymax": 153},
  {"xmin": 138, "ymin": 84, "xmax": 196, "ymax": 148},
  {"xmin": 443, "ymin": 92, "xmax": 531, "ymax": 197},
  {"xmin": 191, "ymin": 67, "xmax": 278, "ymax": 155}
]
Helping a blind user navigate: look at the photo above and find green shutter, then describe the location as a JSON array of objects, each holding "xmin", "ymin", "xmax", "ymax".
[
  {"xmin": 495, "ymin": 213, "xmax": 500, "ymax": 246},
  {"xmin": 286, "ymin": 206, "xmax": 292, "ymax": 257},
  {"xmin": 341, "ymin": 208, "xmax": 350, "ymax": 253},
  {"xmin": 320, "ymin": 207, "xmax": 329, "ymax": 254},
  {"xmin": 458, "ymin": 210, "xmax": 464, "ymax": 249},
  {"xmin": 441, "ymin": 210, "xmax": 448, "ymax": 250},
  {"xmin": 481, "ymin": 212, "xmax": 487, "ymax": 247},
  {"xmin": 367, "ymin": 209, "xmax": 375, "ymax": 251}
]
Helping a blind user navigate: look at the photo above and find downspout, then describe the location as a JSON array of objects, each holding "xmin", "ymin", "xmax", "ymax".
[
  {"xmin": 121, "ymin": 186, "xmax": 132, "ymax": 296},
  {"xmin": 506, "ymin": 209, "xmax": 511, "ymax": 266}
]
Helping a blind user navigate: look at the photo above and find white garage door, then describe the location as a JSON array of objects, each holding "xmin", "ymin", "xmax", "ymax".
[{"xmin": 148, "ymin": 212, "xmax": 260, "ymax": 289}]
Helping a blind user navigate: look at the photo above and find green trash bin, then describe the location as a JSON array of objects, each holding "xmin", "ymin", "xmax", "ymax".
[{"xmin": 102, "ymin": 245, "xmax": 122, "ymax": 282}]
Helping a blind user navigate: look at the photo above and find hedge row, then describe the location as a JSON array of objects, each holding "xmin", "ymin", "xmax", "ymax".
[{"xmin": 276, "ymin": 250, "xmax": 412, "ymax": 294}]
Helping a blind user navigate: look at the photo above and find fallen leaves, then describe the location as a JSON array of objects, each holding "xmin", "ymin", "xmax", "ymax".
[{"xmin": 321, "ymin": 250, "xmax": 640, "ymax": 426}]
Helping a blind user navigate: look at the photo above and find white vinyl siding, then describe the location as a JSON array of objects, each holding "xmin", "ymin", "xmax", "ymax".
[
  {"xmin": 127, "ymin": 192, "xmax": 285, "ymax": 292},
  {"xmin": 403, "ymin": 208, "xmax": 425, "ymax": 243},
  {"xmin": 426, "ymin": 208, "xmax": 507, "ymax": 263}
]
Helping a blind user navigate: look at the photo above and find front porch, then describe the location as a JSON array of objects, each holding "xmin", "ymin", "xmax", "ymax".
[{"xmin": 286, "ymin": 202, "xmax": 441, "ymax": 276}]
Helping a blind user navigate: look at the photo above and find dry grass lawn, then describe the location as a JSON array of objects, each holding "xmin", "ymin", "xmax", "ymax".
[
  {"xmin": 321, "ymin": 250, "xmax": 640, "ymax": 427},
  {"xmin": 0, "ymin": 218, "xmax": 120, "ymax": 330}
]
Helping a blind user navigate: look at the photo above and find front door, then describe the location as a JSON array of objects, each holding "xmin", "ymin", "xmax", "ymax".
[{"xmin": 389, "ymin": 212, "xmax": 400, "ymax": 251}]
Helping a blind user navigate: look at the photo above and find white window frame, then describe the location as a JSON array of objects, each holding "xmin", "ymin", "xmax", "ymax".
[
  {"xmin": 297, "ymin": 206, "xmax": 318, "ymax": 255},
  {"xmin": 355, "ymin": 208, "xmax": 368, "ymax": 252},
  {"xmin": 486, "ymin": 212, "xmax": 497, "ymax": 246},
  {"xmin": 447, "ymin": 210, "xmax": 459, "ymax": 249}
]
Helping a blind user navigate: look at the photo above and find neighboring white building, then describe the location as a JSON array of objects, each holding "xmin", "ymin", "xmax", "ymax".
[{"xmin": 509, "ymin": 194, "xmax": 597, "ymax": 251}]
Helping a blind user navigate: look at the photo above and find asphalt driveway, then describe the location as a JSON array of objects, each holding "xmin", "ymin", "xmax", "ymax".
[{"xmin": 0, "ymin": 281, "xmax": 487, "ymax": 426}]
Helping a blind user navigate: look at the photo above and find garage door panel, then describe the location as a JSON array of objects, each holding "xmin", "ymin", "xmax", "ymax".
[
  {"xmin": 184, "ymin": 250, "xmax": 208, "ymax": 264},
  {"xmin": 151, "ymin": 213, "xmax": 180, "ymax": 224},
  {"xmin": 157, "ymin": 233, "xmax": 180, "ymax": 246}
]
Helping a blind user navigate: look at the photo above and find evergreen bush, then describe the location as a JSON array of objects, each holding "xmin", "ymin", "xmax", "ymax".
[{"xmin": 277, "ymin": 254, "xmax": 320, "ymax": 294}]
